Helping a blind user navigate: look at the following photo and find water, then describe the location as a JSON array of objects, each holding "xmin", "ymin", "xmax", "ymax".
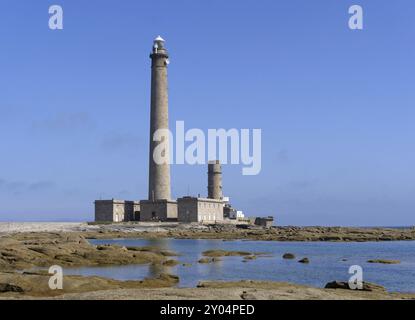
[{"xmin": 65, "ymin": 239, "xmax": 415, "ymax": 293}]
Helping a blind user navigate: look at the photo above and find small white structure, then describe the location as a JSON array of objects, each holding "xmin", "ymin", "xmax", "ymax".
[{"xmin": 236, "ymin": 211, "xmax": 245, "ymax": 219}]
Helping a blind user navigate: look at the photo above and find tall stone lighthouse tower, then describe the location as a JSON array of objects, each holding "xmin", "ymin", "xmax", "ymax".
[
  {"xmin": 148, "ymin": 36, "xmax": 171, "ymax": 201},
  {"xmin": 141, "ymin": 36, "xmax": 177, "ymax": 222}
]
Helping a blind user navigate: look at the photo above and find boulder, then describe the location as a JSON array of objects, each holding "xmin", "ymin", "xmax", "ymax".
[
  {"xmin": 240, "ymin": 291, "xmax": 257, "ymax": 300},
  {"xmin": 367, "ymin": 259, "xmax": 400, "ymax": 264},
  {"xmin": 282, "ymin": 253, "xmax": 295, "ymax": 259},
  {"xmin": 325, "ymin": 281, "xmax": 386, "ymax": 292},
  {"xmin": 162, "ymin": 259, "xmax": 179, "ymax": 267},
  {"xmin": 324, "ymin": 281, "xmax": 350, "ymax": 290},
  {"xmin": 198, "ymin": 256, "xmax": 221, "ymax": 264},
  {"xmin": 203, "ymin": 250, "xmax": 252, "ymax": 257},
  {"xmin": 0, "ymin": 283, "xmax": 24, "ymax": 293}
]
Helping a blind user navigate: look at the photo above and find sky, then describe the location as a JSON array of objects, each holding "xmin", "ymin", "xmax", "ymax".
[{"xmin": 0, "ymin": 0, "xmax": 414, "ymax": 226}]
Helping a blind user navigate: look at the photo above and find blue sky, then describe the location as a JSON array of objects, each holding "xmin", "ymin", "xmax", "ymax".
[{"xmin": 0, "ymin": 0, "xmax": 414, "ymax": 225}]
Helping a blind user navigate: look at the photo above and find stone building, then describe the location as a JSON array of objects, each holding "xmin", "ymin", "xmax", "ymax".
[
  {"xmin": 140, "ymin": 199, "xmax": 178, "ymax": 222},
  {"xmin": 254, "ymin": 216, "xmax": 274, "ymax": 228},
  {"xmin": 177, "ymin": 197, "xmax": 224, "ymax": 223},
  {"xmin": 94, "ymin": 200, "xmax": 140, "ymax": 222},
  {"xmin": 223, "ymin": 204, "xmax": 236, "ymax": 219}
]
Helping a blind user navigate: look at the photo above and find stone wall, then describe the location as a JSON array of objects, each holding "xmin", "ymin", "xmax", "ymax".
[
  {"xmin": 177, "ymin": 198, "xmax": 198, "ymax": 223},
  {"xmin": 94, "ymin": 200, "xmax": 140, "ymax": 222},
  {"xmin": 254, "ymin": 217, "xmax": 274, "ymax": 228},
  {"xmin": 140, "ymin": 200, "xmax": 178, "ymax": 222},
  {"xmin": 124, "ymin": 201, "xmax": 141, "ymax": 221},
  {"xmin": 94, "ymin": 200, "xmax": 115, "ymax": 222},
  {"xmin": 178, "ymin": 197, "xmax": 224, "ymax": 223}
]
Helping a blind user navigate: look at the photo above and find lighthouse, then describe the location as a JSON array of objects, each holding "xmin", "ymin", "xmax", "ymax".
[
  {"xmin": 140, "ymin": 36, "xmax": 178, "ymax": 222},
  {"xmin": 148, "ymin": 36, "xmax": 172, "ymax": 201}
]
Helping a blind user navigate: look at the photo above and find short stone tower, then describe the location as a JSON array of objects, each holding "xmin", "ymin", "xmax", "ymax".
[
  {"xmin": 208, "ymin": 160, "xmax": 223, "ymax": 200},
  {"xmin": 148, "ymin": 36, "xmax": 171, "ymax": 201}
]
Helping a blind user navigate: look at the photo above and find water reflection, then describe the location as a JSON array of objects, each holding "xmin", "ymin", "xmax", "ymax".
[
  {"xmin": 146, "ymin": 238, "xmax": 171, "ymax": 250},
  {"xmin": 148, "ymin": 261, "xmax": 167, "ymax": 277}
]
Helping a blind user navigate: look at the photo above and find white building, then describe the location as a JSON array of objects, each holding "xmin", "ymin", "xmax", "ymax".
[{"xmin": 236, "ymin": 211, "xmax": 245, "ymax": 219}]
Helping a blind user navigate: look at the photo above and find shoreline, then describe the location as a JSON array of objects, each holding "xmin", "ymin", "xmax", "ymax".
[
  {"xmin": 1, "ymin": 223, "xmax": 414, "ymax": 300},
  {"xmin": 2, "ymin": 278, "xmax": 415, "ymax": 300},
  {"xmin": 1, "ymin": 222, "xmax": 414, "ymax": 242}
]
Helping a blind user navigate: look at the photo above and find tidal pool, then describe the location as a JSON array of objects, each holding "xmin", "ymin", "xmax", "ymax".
[{"xmin": 64, "ymin": 238, "xmax": 415, "ymax": 293}]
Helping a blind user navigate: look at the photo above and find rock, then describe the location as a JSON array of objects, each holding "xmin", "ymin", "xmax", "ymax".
[
  {"xmin": 96, "ymin": 245, "xmax": 112, "ymax": 250},
  {"xmin": 240, "ymin": 291, "xmax": 257, "ymax": 300},
  {"xmin": 325, "ymin": 281, "xmax": 386, "ymax": 292},
  {"xmin": 203, "ymin": 250, "xmax": 252, "ymax": 257},
  {"xmin": 298, "ymin": 258, "xmax": 309, "ymax": 263},
  {"xmin": 242, "ymin": 255, "xmax": 257, "ymax": 263},
  {"xmin": 125, "ymin": 246, "xmax": 142, "ymax": 251},
  {"xmin": 162, "ymin": 259, "xmax": 179, "ymax": 267},
  {"xmin": 0, "ymin": 283, "xmax": 24, "ymax": 293},
  {"xmin": 282, "ymin": 253, "xmax": 295, "ymax": 259},
  {"xmin": 198, "ymin": 257, "xmax": 221, "ymax": 264},
  {"xmin": 138, "ymin": 273, "xmax": 180, "ymax": 287},
  {"xmin": 367, "ymin": 259, "xmax": 400, "ymax": 264},
  {"xmin": 320, "ymin": 236, "xmax": 342, "ymax": 241},
  {"xmin": 157, "ymin": 273, "xmax": 179, "ymax": 283},
  {"xmin": 361, "ymin": 282, "xmax": 387, "ymax": 292},
  {"xmin": 198, "ymin": 258, "xmax": 213, "ymax": 264},
  {"xmin": 324, "ymin": 281, "xmax": 349, "ymax": 290}
]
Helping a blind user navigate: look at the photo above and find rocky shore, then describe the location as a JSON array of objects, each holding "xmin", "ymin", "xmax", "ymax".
[
  {"xmin": 0, "ymin": 231, "xmax": 181, "ymax": 298},
  {"xmin": 2, "ymin": 275, "xmax": 414, "ymax": 300},
  {"xmin": 3, "ymin": 222, "xmax": 413, "ymax": 242},
  {"xmin": 0, "ymin": 223, "xmax": 414, "ymax": 300},
  {"xmin": 0, "ymin": 232, "xmax": 178, "ymax": 271},
  {"xmin": 155, "ymin": 224, "xmax": 415, "ymax": 242}
]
